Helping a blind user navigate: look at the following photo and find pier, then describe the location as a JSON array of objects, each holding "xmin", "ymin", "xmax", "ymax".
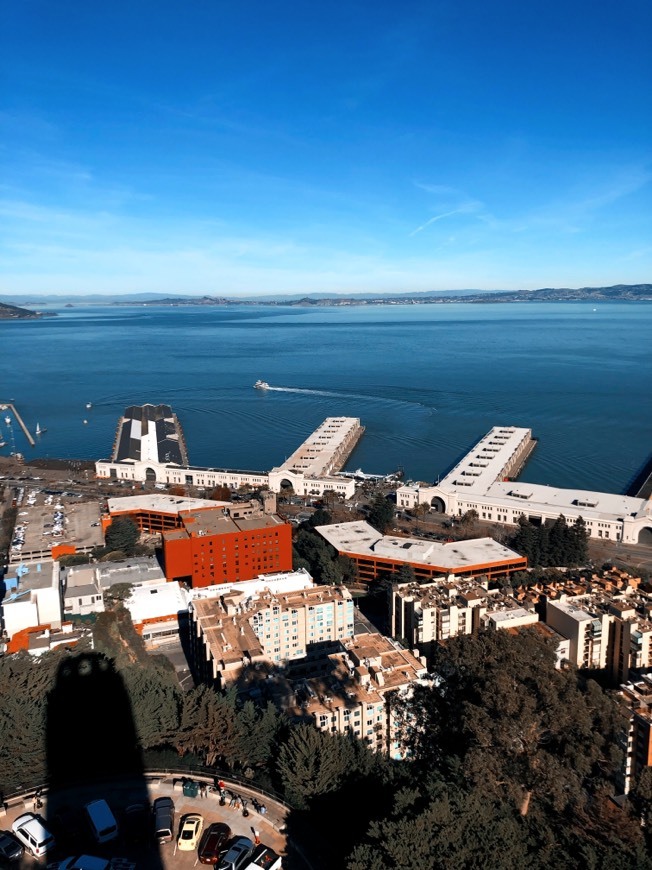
[
  {"xmin": 0, "ymin": 402, "xmax": 35, "ymax": 448},
  {"xmin": 276, "ymin": 417, "xmax": 365, "ymax": 478}
]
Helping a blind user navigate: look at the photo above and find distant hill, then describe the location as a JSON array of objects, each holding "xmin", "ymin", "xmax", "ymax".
[
  {"xmin": 0, "ymin": 284, "xmax": 649, "ymax": 309},
  {"xmin": 114, "ymin": 283, "xmax": 652, "ymax": 307},
  {"xmin": 0, "ymin": 301, "xmax": 55, "ymax": 320}
]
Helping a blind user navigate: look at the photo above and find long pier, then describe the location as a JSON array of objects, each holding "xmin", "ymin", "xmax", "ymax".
[{"xmin": 0, "ymin": 402, "xmax": 35, "ymax": 447}]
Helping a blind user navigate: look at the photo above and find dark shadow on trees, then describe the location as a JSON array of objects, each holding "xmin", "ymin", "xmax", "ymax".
[{"xmin": 44, "ymin": 651, "xmax": 164, "ymax": 867}]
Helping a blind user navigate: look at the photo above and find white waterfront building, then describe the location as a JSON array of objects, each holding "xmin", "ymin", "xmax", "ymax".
[
  {"xmin": 396, "ymin": 426, "xmax": 652, "ymax": 545},
  {"xmin": 96, "ymin": 415, "xmax": 362, "ymax": 499}
]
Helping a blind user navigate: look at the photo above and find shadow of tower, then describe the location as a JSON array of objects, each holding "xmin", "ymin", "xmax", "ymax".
[{"xmin": 43, "ymin": 652, "xmax": 164, "ymax": 868}]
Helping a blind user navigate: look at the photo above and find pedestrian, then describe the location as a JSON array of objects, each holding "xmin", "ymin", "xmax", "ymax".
[
  {"xmin": 259, "ymin": 803, "xmax": 267, "ymax": 815},
  {"xmin": 229, "ymin": 792, "xmax": 237, "ymax": 808},
  {"xmin": 253, "ymin": 829, "xmax": 261, "ymax": 846}
]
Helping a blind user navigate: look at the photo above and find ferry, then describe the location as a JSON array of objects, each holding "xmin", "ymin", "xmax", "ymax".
[{"xmin": 254, "ymin": 380, "xmax": 270, "ymax": 390}]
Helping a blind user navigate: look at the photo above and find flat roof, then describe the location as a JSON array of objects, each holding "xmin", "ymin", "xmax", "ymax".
[
  {"xmin": 274, "ymin": 417, "xmax": 362, "ymax": 478},
  {"xmin": 440, "ymin": 426, "xmax": 532, "ymax": 491},
  {"xmin": 113, "ymin": 404, "xmax": 187, "ymax": 465},
  {"xmin": 107, "ymin": 494, "xmax": 224, "ymax": 514},
  {"xmin": 126, "ymin": 579, "xmax": 189, "ymax": 623},
  {"xmin": 316, "ymin": 521, "xmax": 525, "ymax": 570}
]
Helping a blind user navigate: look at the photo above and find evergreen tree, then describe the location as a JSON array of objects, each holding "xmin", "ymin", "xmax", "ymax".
[
  {"xmin": 104, "ymin": 516, "xmax": 139, "ymax": 556},
  {"xmin": 277, "ymin": 726, "xmax": 355, "ymax": 808},
  {"xmin": 367, "ymin": 492, "xmax": 394, "ymax": 533}
]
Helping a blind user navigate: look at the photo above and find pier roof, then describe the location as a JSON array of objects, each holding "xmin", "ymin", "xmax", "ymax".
[{"xmin": 274, "ymin": 417, "xmax": 362, "ymax": 478}]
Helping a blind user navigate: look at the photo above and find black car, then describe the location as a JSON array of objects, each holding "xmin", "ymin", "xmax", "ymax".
[
  {"xmin": 0, "ymin": 831, "xmax": 23, "ymax": 862},
  {"xmin": 123, "ymin": 803, "xmax": 149, "ymax": 846}
]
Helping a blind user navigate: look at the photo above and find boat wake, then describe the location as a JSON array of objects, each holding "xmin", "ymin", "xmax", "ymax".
[{"xmin": 261, "ymin": 385, "xmax": 436, "ymax": 413}]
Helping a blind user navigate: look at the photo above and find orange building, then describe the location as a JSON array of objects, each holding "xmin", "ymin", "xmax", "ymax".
[
  {"xmin": 162, "ymin": 509, "xmax": 292, "ymax": 587},
  {"xmin": 316, "ymin": 521, "xmax": 527, "ymax": 584},
  {"xmin": 103, "ymin": 494, "xmax": 293, "ymax": 588}
]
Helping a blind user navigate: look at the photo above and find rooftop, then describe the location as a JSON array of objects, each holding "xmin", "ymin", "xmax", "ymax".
[{"xmin": 316, "ymin": 521, "xmax": 525, "ymax": 571}]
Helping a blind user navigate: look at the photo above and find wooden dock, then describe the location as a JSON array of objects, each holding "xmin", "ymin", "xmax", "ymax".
[{"xmin": 0, "ymin": 402, "xmax": 35, "ymax": 447}]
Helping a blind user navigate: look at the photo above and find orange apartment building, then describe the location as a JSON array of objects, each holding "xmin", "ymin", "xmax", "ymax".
[
  {"xmin": 103, "ymin": 494, "xmax": 293, "ymax": 588},
  {"xmin": 162, "ymin": 510, "xmax": 292, "ymax": 587}
]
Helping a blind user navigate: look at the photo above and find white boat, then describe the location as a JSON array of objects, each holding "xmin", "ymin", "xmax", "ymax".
[
  {"xmin": 86, "ymin": 402, "xmax": 93, "ymax": 409},
  {"xmin": 254, "ymin": 380, "xmax": 270, "ymax": 390},
  {"xmin": 35, "ymin": 423, "xmax": 47, "ymax": 435}
]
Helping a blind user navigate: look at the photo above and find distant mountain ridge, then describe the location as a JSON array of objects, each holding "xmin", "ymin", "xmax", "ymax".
[
  {"xmin": 114, "ymin": 283, "xmax": 652, "ymax": 306},
  {"xmin": 0, "ymin": 284, "xmax": 650, "ymax": 309}
]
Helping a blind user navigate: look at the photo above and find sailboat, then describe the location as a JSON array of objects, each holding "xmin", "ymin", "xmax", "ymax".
[{"xmin": 35, "ymin": 422, "xmax": 47, "ymax": 436}]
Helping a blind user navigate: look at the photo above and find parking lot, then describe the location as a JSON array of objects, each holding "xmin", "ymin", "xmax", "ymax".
[
  {"xmin": 1, "ymin": 776, "xmax": 288, "ymax": 868},
  {"xmin": 8, "ymin": 488, "xmax": 103, "ymax": 564}
]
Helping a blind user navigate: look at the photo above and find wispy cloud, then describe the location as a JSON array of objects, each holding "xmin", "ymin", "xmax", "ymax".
[
  {"xmin": 410, "ymin": 209, "xmax": 469, "ymax": 236},
  {"xmin": 409, "ymin": 184, "xmax": 486, "ymax": 236}
]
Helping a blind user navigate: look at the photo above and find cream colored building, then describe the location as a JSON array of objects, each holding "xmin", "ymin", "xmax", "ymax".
[
  {"xmin": 396, "ymin": 425, "xmax": 652, "ymax": 545},
  {"xmin": 289, "ymin": 632, "xmax": 428, "ymax": 758},
  {"xmin": 189, "ymin": 578, "xmax": 355, "ymax": 689},
  {"xmin": 391, "ymin": 578, "xmax": 538, "ymax": 662},
  {"xmin": 96, "ymin": 416, "xmax": 360, "ymax": 499}
]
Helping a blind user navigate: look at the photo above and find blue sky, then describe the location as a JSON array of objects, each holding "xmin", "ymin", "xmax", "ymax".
[{"xmin": 1, "ymin": 0, "xmax": 650, "ymax": 296}]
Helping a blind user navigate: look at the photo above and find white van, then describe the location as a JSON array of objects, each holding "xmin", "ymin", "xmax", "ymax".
[
  {"xmin": 85, "ymin": 799, "xmax": 118, "ymax": 844},
  {"xmin": 11, "ymin": 813, "xmax": 56, "ymax": 857}
]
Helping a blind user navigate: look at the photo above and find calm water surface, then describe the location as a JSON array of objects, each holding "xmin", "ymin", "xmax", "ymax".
[{"xmin": 0, "ymin": 302, "xmax": 650, "ymax": 494}]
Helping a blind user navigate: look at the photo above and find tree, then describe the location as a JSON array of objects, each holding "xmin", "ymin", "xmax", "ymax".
[
  {"xmin": 233, "ymin": 700, "xmax": 283, "ymax": 769},
  {"xmin": 104, "ymin": 516, "xmax": 139, "ymax": 556},
  {"xmin": 401, "ymin": 629, "xmax": 623, "ymax": 819},
  {"xmin": 209, "ymin": 485, "xmax": 232, "ymax": 501},
  {"xmin": 176, "ymin": 686, "xmax": 239, "ymax": 767},
  {"xmin": 308, "ymin": 508, "xmax": 332, "ymax": 527},
  {"xmin": 460, "ymin": 508, "xmax": 479, "ymax": 527},
  {"xmin": 168, "ymin": 485, "xmax": 186, "ymax": 496},
  {"xmin": 412, "ymin": 502, "xmax": 430, "ymax": 529},
  {"xmin": 367, "ymin": 493, "xmax": 394, "ymax": 533},
  {"xmin": 277, "ymin": 726, "xmax": 355, "ymax": 808}
]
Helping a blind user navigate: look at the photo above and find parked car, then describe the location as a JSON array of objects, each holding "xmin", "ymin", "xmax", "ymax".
[
  {"xmin": 177, "ymin": 814, "xmax": 204, "ymax": 851},
  {"xmin": 245, "ymin": 845, "xmax": 283, "ymax": 870},
  {"xmin": 11, "ymin": 813, "xmax": 55, "ymax": 858},
  {"xmin": 85, "ymin": 799, "xmax": 118, "ymax": 844},
  {"xmin": 217, "ymin": 836, "xmax": 255, "ymax": 870},
  {"xmin": 0, "ymin": 831, "xmax": 23, "ymax": 862},
  {"xmin": 124, "ymin": 803, "xmax": 149, "ymax": 846},
  {"xmin": 153, "ymin": 797, "xmax": 175, "ymax": 844},
  {"xmin": 198, "ymin": 823, "xmax": 232, "ymax": 864}
]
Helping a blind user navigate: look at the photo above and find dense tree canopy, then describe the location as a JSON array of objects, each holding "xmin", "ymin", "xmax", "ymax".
[
  {"xmin": 104, "ymin": 516, "xmax": 140, "ymax": 556},
  {"xmin": 512, "ymin": 514, "xmax": 589, "ymax": 567},
  {"xmin": 367, "ymin": 492, "xmax": 395, "ymax": 533}
]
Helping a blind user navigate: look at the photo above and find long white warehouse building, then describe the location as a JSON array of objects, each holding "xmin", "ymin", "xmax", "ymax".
[{"xmin": 396, "ymin": 426, "xmax": 652, "ymax": 545}]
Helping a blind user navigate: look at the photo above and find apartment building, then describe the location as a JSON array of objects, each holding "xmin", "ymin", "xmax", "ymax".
[
  {"xmin": 290, "ymin": 632, "xmax": 428, "ymax": 759},
  {"xmin": 617, "ymin": 675, "xmax": 652, "ymax": 794},
  {"xmin": 391, "ymin": 577, "xmax": 538, "ymax": 662},
  {"xmin": 188, "ymin": 578, "xmax": 355, "ymax": 689}
]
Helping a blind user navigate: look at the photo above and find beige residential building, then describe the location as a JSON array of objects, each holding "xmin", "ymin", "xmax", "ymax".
[
  {"xmin": 391, "ymin": 577, "xmax": 538, "ymax": 662},
  {"xmin": 289, "ymin": 632, "xmax": 428, "ymax": 759},
  {"xmin": 617, "ymin": 675, "xmax": 652, "ymax": 794},
  {"xmin": 189, "ymin": 579, "xmax": 355, "ymax": 690},
  {"xmin": 545, "ymin": 599, "xmax": 610, "ymax": 669}
]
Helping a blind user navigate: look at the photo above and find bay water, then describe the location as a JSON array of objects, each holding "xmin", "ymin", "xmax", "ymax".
[{"xmin": 1, "ymin": 302, "xmax": 650, "ymax": 495}]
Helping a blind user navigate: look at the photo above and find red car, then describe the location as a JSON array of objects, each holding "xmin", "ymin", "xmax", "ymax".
[{"xmin": 198, "ymin": 823, "xmax": 232, "ymax": 865}]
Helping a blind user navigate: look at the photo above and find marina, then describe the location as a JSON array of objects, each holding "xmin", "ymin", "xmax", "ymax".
[{"xmin": 0, "ymin": 402, "xmax": 36, "ymax": 447}]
